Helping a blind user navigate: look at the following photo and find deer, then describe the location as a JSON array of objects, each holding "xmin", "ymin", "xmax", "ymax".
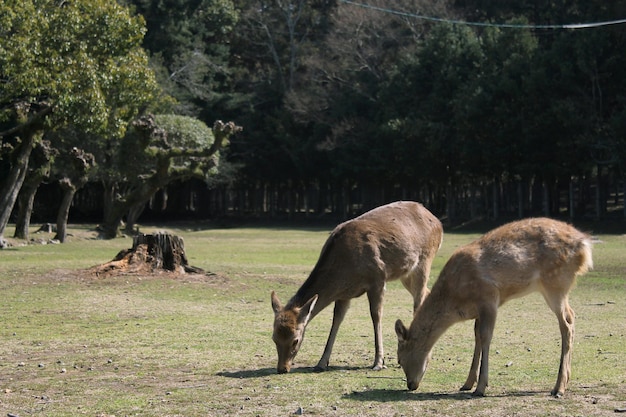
[
  {"xmin": 395, "ymin": 217, "xmax": 593, "ymax": 398},
  {"xmin": 270, "ymin": 201, "xmax": 443, "ymax": 374}
]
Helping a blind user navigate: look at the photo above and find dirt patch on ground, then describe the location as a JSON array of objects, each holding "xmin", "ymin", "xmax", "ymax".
[
  {"xmin": 56, "ymin": 266, "xmax": 230, "ymax": 284},
  {"xmin": 37, "ymin": 267, "xmax": 231, "ymax": 289}
]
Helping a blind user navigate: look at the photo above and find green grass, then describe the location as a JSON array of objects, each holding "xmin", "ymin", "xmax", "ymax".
[{"xmin": 0, "ymin": 223, "xmax": 624, "ymax": 416}]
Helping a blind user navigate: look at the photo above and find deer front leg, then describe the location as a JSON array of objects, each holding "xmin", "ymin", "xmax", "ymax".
[
  {"xmin": 367, "ymin": 289, "xmax": 386, "ymax": 370},
  {"xmin": 474, "ymin": 308, "xmax": 497, "ymax": 397},
  {"xmin": 315, "ymin": 299, "xmax": 350, "ymax": 371},
  {"xmin": 461, "ymin": 319, "xmax": 482, "ymax": 391}
]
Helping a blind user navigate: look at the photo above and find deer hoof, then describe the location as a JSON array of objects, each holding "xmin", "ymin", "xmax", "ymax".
[
  {"xmin": 471, "ymin": 390, "xmax": 485, "ymax": 397},
  {"xmin": 551, "ymin": 390, "xmax": 564, "ymax": 398}
]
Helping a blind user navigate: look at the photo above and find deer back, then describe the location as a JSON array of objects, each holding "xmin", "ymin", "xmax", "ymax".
[
  {"xmin": 402, "ymin": 217, "xmax": 593, "ymax": 346},
  {"xmin": 293, "ymin": 201, "xmax": 442, "ymax": 309}
]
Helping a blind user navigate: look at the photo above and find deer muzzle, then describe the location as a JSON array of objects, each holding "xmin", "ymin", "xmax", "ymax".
[{"xmin": 407, "ymin": 380, "xmax": 419, "ymax": 391}]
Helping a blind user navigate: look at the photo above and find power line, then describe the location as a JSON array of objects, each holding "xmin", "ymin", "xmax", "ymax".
[{"xmin": 341, "ymin": 0, "xmax": 626, "ymax": 30}]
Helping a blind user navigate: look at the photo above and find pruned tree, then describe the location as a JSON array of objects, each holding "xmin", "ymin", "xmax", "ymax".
[
  {"xmin": 0, "ymin": 0, "xmax": 158, "ymax": 246},
  {"xmin": 98, "ymin": 114, "xmax": 241, "ymax": 239}
]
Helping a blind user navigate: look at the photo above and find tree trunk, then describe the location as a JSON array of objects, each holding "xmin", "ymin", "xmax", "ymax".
[
  {"xmin": 124, "ymin": 202, "xmax": 146, "ymax": 235},
  {"xmin": 569, "ymin": 177, "xmax": 575, "ymax": 221},
  {"xmin": 54, "ymin": 185, "xmax": 76, "ymax": 243},
  {"xmin": 542, "ymin": 181, "xmax": 550, "ymax": 217},
  {"xmin": 517, "ymin": 180, "xmax": 524, "ymax": 219},
  {"xmin": 99, "ymin": 153, "xmax": 169, "ymax": 238},
  {"xmin": 99, "ymin": 182, "xmax": 123, "ymax": 239},
  {"xmin": 13, "ymin": 176, "xmax": 41, "ymax": 240},
  {"xmin": 623, "ymin": 179, "xmax": 626, "ymax": 220},
  {"xmin": 492, "ymin": 179, "xmax": 500, "ymax": 220},
  {"xmin": 54, "ymin": 149, "xmax": 94, "ymax": 243},
  {"xmin": 0, "ymin": 131, "xmax": 38, "ymax": 243},
  {"xmin": 100, "ymin": 187, "xmax": 158, "ymax": 239}
]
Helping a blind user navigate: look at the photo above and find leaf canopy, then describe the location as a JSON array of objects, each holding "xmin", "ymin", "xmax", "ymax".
[{"xmin": 0, "ymin": 0, "xmax": 158, "ymax": 136}]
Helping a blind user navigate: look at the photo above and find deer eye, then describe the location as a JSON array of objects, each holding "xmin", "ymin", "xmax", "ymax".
[{"xmin": 292, "ymin": 338, "xmax": 299, "ymax": 348}]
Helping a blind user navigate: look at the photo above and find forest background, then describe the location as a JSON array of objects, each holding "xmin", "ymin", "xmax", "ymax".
[{"xmin": 2, "ymin": 0, "xmax": 626, "ymax": 243}]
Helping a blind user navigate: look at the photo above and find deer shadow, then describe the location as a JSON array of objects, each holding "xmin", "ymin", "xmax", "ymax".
[
  {"xmin": 217, "ymin": 365, "xmax": 364, "ymax": 379},
  {"xmin": 344, "ymin": 388, "xmax": 544, "ymax": 402},
  {"xmin": 216, "ymin": 368, "xmax": 276, "ymax": 379}
]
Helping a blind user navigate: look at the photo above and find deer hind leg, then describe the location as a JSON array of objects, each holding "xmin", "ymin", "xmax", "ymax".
[
  {"xmin": 367, "ymin": 288, "xmax": 387, "ymax": 370},
  {"xmin": 461, "ymin": 319, "xmax": 482, "ymax": 391},
  {"xmin": 543, "ymin": 291, "xmax": 575, "ymax": 398},
  {"xmin": 474, "ymin": 306, "xmax": 497, "ymax": 397},
  {"xmin": 315, "ymin": 299, "xmax": 350, "ymax": 371}
]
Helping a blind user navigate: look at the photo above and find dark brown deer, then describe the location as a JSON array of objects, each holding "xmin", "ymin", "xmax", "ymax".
[
  {"xmin": 395, "ymin": 218, "xmax": 593, "ymax": 397},
  {"xmin": 271, "ymin": 201, "xmax": 443, "ymax": 373}
]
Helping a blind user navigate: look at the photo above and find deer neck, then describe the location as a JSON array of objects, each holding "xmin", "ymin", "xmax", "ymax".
[
  {"xmin": 288, "ymin": 273, "xmax": 331, "ymax": 318},
  {"xmin": 410, "ymin": 292, "xmax": 457, "ymax": 350}
]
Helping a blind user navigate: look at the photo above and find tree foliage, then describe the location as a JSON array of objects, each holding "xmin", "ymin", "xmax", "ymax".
[
  {"xmin": 3, "ymin": 0, "xmax": 626, "ymax": 235},
  {"xmin": 220, "ymin": 0, "xmax": 626, "ymax": 218},
  {"xmin": 0, "ymin": 0, "xmax": 158, "ymax": 242},
  {"xmin": 131, "ymin": 0, "xmax": 240, "ymax": 117},
  {"xmin": 0, "ymin": 0, "xmax": 156, "ymax": 134}
]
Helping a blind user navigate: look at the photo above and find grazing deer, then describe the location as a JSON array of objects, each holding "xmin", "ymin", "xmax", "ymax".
[
  {"xmin": 271, "ymin": 201, "xmax": 443, "ymax": 374},
  {"xmin": 395, "ymin": 217, "xmax": 593, "ymax": 397}
]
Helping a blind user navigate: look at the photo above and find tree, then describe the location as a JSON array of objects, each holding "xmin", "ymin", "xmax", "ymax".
[
  {"xmin": 377, "ymin": 24, "xmax": 485, "ymax": 206},
  {"xmin": 98, "ymin": 114, "xmax": 241, "ymax": 239},
  {"xmin": 222, "ymin": 0, "xmax": 338, "ymax": 214},
  {"xmin": 131, "ymin": 0, "xmax": 240, "ymax": 118},
  {"xmin": 0, "ymin": 0, "xmax": 157, "ymax": 245},
  {"xmin": 12, "ymin": 140, "xmax": 57, "ymax": 240},
  {"xmin": 54, "ymin": 148, "xmax": 96, "ymax": 243}
]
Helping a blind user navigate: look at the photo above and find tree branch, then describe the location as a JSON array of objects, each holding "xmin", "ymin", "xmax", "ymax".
[{"xmin": 0, "ymin": 102, "xmax": 53, "ymax": 138}]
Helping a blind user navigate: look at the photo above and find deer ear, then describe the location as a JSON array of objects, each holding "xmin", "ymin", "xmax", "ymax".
[
  {"xmin": 298, "ymin": 294, "xmax": 318, "ymax": 324},
  {"xmin": 271, "ymin": 291, "xmax": 282, "ymax": 314},
  {"xmin": 395, "ymin": 319, "xmax": 408, "ymax": 342}
]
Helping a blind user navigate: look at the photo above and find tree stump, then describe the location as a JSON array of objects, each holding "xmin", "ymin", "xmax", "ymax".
[{"xmin": 92, "ymin": 232, "xmax": 204, "ymax": 275}]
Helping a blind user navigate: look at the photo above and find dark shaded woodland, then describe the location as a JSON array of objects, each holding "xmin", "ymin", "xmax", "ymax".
[{"xmin": 3, "ymin": 0, "xmax": 626, "ymax": 234}]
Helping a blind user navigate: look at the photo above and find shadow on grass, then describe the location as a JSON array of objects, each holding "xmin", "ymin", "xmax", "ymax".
[
  {"xmin": 217, "ymin": 365, "xmax": 364, "ymax": 379},
  {"xmin": 344, "ymin": 388, "xmax": 544, "ymax": 402},
  {"xmin": 217, "ymin": 368, "xmax": 276, "ymax": 378}
]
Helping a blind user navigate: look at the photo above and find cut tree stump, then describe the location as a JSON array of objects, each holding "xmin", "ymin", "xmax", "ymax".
[{"xmin": 92, "ymin": 232, "xmax": 204, "ymax": 276}]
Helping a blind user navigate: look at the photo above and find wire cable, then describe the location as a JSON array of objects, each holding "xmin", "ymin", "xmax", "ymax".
[{"xmin": 341, "ymin": 0, "xmax": 626, "ymax": 30}]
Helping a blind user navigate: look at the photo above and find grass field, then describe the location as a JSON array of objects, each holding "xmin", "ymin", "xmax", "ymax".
[{"xmin": 0, "ymin": 221, "xmax": 624, "ymax": 416}]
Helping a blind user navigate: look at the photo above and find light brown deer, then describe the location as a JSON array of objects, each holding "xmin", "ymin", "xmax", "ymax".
[
  {"xmin": 395, "ymin": 217, "xmax": 593, "ymax": 397},
  {"xmin": 271, "ymin": 201, "xmax": 443, "ymax": 374}
]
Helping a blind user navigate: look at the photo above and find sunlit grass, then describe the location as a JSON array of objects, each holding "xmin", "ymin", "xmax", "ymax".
[{"xmin": 0, "ymin": 222, "xmax": 624, "ymax": 416}]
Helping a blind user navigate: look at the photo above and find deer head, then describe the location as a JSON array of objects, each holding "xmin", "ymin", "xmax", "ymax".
[
  {"xmin": 271, "ymin": 291, "xmax": 318, "ymax": 373},
  {"xmin": 395, "ymin": 319, "xmax": 431, "ymax": 391}
]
